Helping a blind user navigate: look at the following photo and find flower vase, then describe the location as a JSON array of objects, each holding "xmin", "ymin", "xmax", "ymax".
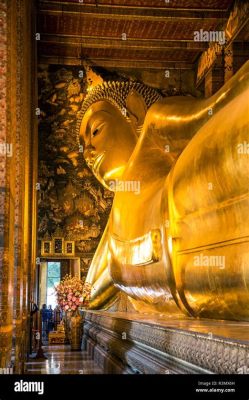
[
  {"xmin": 70, "ymin": 311, "xmax": 83, "ymax": 351},
  {"xmin": 63, "ymin": 311, "xmax": 72, "ymax": 344}
]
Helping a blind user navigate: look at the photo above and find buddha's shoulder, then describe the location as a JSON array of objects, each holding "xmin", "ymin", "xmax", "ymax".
[{"xmin": 144, "ymin": 95, "xmax": 199, "ymax": 125}]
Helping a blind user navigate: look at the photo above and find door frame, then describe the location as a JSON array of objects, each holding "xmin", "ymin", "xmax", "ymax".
[{"xmin": 38, "ymin": 257, "xmax": 81, "ymax": 308}]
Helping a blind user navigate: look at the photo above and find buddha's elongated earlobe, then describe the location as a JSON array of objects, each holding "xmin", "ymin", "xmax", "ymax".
[{"xmin": 126, "ymin": 89, "xmax": 147, "ymax": 130}]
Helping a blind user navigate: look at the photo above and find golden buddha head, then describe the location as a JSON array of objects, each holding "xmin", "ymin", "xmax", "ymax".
[{"xmin": 77, "ymin": 81, "xmax": 161, "ymax": 190}]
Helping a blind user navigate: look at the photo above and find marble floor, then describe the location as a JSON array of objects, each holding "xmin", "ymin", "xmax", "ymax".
[{"xmin": 25, "ymin": 345, "xmax": 103, "ymax": 374}]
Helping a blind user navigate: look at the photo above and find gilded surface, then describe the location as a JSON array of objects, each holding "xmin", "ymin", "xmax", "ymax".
[{"xmin": 78, "ymin": 62, "xmax": 249, "ymax": 321}]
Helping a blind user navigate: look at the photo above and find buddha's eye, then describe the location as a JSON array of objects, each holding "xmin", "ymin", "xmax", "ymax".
[
  {"xmin": 92, "ymin": 128, "xmax": 99, "ymax": 138},
  {"xmin": 91, "ymin": 122, "xmax": 105, "ymax": 138}
]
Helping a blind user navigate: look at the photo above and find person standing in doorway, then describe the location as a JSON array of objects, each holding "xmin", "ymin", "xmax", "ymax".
[{"xmin": 41, "ymin": 304, "xmax": 49, "ymax": 339}]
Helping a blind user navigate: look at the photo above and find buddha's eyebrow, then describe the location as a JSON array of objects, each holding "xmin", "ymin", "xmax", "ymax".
[
  {"xmin": 89, "ymin": 110, "xmax": 111, "ymax": 127},
  {"xmin": 95, "ymin": 110, "xmax": 111, "ymax": 116},
  {"xmin": 90, "ymin": 110, "xmax": 111, "ymax": 122}
]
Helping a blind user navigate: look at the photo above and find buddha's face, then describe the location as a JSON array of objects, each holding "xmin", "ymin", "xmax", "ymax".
[{"xmin": 79, "ymin": 100, "xmax": 138, "ymax": 190}]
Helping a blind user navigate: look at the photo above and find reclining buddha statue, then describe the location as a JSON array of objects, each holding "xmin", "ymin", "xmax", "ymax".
[{"xmin": 77, "ymin": 61, "xmax": 249, "ymax": 321}]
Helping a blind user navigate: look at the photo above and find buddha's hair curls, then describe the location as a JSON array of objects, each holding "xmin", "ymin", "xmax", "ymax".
[{"xmin": 76, "ymin": 81, "xmax": 161, "ymax": 142}]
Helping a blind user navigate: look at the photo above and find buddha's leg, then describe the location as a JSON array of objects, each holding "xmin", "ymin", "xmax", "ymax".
[{"xmin": 165, "ymin": 86, "xmax": 249, "ymax": 321}]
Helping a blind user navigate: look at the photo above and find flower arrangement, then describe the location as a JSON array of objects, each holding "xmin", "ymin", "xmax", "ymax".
[{"xmin": 55, "ymin": 275, "xmax": 91, "ymax": 313}]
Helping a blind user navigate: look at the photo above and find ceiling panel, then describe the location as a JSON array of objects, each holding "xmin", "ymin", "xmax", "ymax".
[{"xmin": 37, "ymin": 0, "xmax": 234, "ymax": 70}]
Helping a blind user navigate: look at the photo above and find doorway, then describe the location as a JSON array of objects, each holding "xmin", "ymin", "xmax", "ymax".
[
  {"xmin": 47, "ymin": 261, "xmax": 61, "ymax": 308},
  {"xmin": 39, "ymin": 258, "xmax": 81, "ymax": 309}
]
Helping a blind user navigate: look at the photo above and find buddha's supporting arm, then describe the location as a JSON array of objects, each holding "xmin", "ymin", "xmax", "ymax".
[{"xmin": 141, "ymin": 61, "xmax": 249, "ymax": 163}]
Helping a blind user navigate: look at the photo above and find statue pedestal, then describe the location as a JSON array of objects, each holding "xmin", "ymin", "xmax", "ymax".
[{"xmin": 82, "ymin": 311, "xmax": 249, "ymax": 374}]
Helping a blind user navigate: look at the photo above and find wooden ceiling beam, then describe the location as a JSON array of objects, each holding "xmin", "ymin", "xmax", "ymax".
[
  {"xmin": 39, "ymin": 55, "xmax": 193, "ymax": 70},
  {"xmin": 39, "ymin": 34, "xmax": 208, "ymax": 51},
  {"xmin": 38, "ymin": 3, "xmax": 229, "ymax": 21}
]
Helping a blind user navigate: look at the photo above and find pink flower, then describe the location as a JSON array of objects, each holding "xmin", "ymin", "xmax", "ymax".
[
  {"xmin": 72, "ymin": 305, "xmax": 77, "ymax": 310},
  {"xmin": 72, "ymin": 296, "xmax": 76, "ymax": 302},
  {"xmin": 65, "ymin": 305, "xmax": 69, "ymax": 310}
]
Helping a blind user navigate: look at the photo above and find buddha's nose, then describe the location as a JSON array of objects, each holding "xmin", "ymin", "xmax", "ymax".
[{"xmin": 84, "ymin": 145, "xmax": 96, "ymax": 167}]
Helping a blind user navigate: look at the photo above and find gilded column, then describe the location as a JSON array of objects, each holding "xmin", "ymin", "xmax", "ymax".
[
  {"xmin": 13, "ymin": 0, "xmax": 37, "ymax": 370},
  {"xmin": 0, "ymin": 0, "xmax": 17, "ymax": 368},
  {"xmin": 0, "ymin": 0, "xmax": 36, "ymax": 369}
]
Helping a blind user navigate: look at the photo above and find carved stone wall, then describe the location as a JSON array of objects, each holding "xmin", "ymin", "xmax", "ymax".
[
  {"xmin": 83, "ymin": 312, "xmax": 249, "ymax": 374},
  {"xmin": 37, "ymin": 65, "xmax": 113, "ymax": 279}
]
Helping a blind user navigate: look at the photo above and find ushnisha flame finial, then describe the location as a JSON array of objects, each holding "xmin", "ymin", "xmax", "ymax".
[{"xmin": 82, "ymin": 61, "xmax": 104, "ymax": 92}]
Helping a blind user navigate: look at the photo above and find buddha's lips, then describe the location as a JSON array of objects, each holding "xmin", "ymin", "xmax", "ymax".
[{"xmin": 92, "ymin": 152, "xmax": 105, "ymax": 174}]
